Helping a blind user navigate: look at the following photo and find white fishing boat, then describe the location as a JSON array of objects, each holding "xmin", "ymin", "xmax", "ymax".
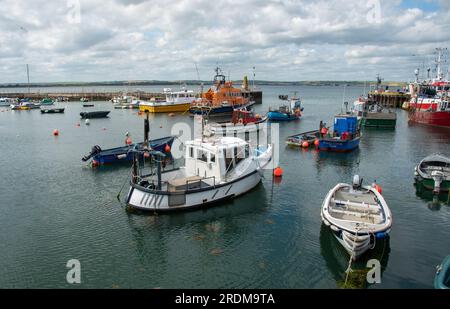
[
  {"xmin": 139, "ymin": 87, "xmax": 196, "ymax": 113},
  {"xmin": 0, "ymin": 97, "xmax": 15, "ymax": 107},
  {"xmin": 204, "ymin": 108, "xmax": 268, "ymax": 145},
  {"xmin": 321, "ymin": 175, "xmax": 393, "ymax": 260},
  {"xmin": 126, "ymin": 136, "xmax": 272, "ymax": 212}
]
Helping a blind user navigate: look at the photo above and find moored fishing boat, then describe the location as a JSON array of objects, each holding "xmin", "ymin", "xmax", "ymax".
[
  {"xmin": 126, "ymin": 135, "xmax": 272, "ymax": 212},
  {"xmin": 82, "ymin": 135, "xmax": 175, "ymax": 166},
  {"xmin": 204, "ymin": 108, "xmax": 267, "ymax": 143},
  {"xmin": 139, "ymin": 87, "xmax": 195, "ymax": 113},
  {"xmin": 286, "ymin": 129, "xmax": 320, "ymax": 148},
  {"xmin": 189, "ymin": 67, "xmax": 252, "ymax": 116},
  {"xmin": 114, "ymin": 100, "xmax": 139, "ymax": 109},
  {"xmin": 318, "ymin": 114, "xmax": 360, "ymax": 152},
  {"xmin": 321, "ymin": 175, "xmax": 393, "ymax": 260},
  {"xmin": 267, "ymin": 94, "xmax": 303, "ymax": 121},
  {"xmin": 0, "ymin": 97, "xmax": 16, "ymax": 107},
  {"xmin": 352, "ymin": 97, "xmax": 396, "ymax": 128},
  {"xmin": 80, "ymin": 111, "xmax": 110, "ymax": 118},
  {"xmin": 434, "ymin": 255, "xmax": 450, "ymax": 289},
  {"xmin": 40, "ymin": 107, "xmax": 65, "ymax": 114},
  {"xmin": 41, "ymin": 98, "xmax": 54, "ymax": 105},
  {"xmin": 407, "ymin": 48, "xmax": 450, "ymax": 127},
  {"xmin": 414, "ymin": 154, "xmax": 450, "ymax": 193}
]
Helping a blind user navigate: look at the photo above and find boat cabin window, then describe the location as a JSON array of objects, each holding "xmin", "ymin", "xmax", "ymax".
[
  {"xmin": 197, "ymin": 149, "xmax": 208, "ymax": 162},
  {"xmin": 189, "ymin": 147, "xmax": 194, "ymax": 158},
  {"xmin": 210, "ymin": 153, "xmax": 215, "ymax": 163}
]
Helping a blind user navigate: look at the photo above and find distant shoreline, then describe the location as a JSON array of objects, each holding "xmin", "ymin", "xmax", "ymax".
[{"xmin": 0, "ymin": 80, "xmax": 407, "ymax": 88}]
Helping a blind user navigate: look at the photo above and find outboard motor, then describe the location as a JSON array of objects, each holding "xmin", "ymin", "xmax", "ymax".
[
  {"xmin": 352, "ymin": 175, "xmax": 362, "ymax": 189},
  {"xmin": 82, "ymin": 145, "xmax": 102, "ymax": 162}
]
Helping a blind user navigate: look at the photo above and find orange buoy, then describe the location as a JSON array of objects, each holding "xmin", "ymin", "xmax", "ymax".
[
  {"xmin": 273, "ymin": 167, "xmax": 283, "ymax": 177},
  {"xmin": 314, "ymin": 139, "xmax": 319, "ymax": 146},
  {"xmin": 143, "ymin": 152, "xmax": 150, "ymax": 158},
  {"xmin": 302, "ymin": 141, "xmax": 309, "ymax": 148},
  {"xmin": 53, "ymin": 129, "xmax": 59, "ymax": 136},
  {"xmin": 164, "ymin": 144, "xmax": 171, "ymax": 153},
  {"xmin": 374, "ymin": 184, "xmax": 382, "ymax": 194}
]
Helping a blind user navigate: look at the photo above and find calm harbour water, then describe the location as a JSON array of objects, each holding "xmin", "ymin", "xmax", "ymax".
[{"xmin": 0, "ymin": 85, "xmax": 449, "ymax": 288}]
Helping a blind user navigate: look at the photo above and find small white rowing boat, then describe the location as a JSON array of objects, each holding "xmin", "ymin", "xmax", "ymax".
[{"xmin": 321, "ymin": 175, "xmax": 393, "ymax": 260}]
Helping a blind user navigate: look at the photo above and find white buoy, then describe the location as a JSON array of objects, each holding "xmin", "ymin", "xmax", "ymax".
[{"xmin": 85, "ymin": 119, "xmax": 90, "ymax": 125}]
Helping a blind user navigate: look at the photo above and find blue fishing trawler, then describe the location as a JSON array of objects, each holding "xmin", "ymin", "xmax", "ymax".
[
  {"xmin": 267, "ymin": 94, "xmax": 303, "ymax": 121},
  {"xmin": 318, "ymin": 115, "xmax": 360, "ymax": 152}
]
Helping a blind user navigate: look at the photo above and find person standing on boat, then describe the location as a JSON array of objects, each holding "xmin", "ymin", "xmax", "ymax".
[{"xmin": 320, "ymin": 124, "xmax": 328, "ymax": 138}]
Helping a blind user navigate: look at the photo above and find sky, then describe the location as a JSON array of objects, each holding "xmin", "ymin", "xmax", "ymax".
[{"xmin": 0, "ymin": 0, "xmax": 449, "ymax": 83}]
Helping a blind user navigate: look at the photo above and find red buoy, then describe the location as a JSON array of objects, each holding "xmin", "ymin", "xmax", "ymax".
[
  {"xmin": 164, "ymin": 144, "xmax": 171, "ymax": 153},
  {"xmin": 143, "ymin": 152, "xmax": 150, "ymax": 158},
  {"xmin": 314, "ymin": 139, "xmax": 319, "ymax": 147},
  {"xmin": 374, "ymin": 184, "xmax": 382, "ymax": 194},
  {"xmin": 273, "ymin": 167, "xmax": 283, "ymax": 177},
  {"xmin": 126, "ymin": 137, "xmax": 132, "ymax": 145},
  {"xmin": 53, "ymin": 129, "xmax": 59, "ymax": 136},
  {"xmin": 302, "ymin": 141, "xmax": 309, "ymax": 148}
]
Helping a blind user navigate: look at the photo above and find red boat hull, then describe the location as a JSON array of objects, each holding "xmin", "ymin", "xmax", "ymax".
[{"xmin": 409, "ymin": 110, "xmax": 450, "ymax": 127}]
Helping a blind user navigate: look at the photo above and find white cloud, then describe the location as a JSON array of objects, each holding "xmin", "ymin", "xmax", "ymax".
[{"xmin": 0, "ymin": 0, "xmax": 448, "ymax": 82}]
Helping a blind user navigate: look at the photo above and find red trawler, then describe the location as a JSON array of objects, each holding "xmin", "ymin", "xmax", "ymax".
[{"xmin": 407, "ymin": 48, "xmax": 450, "ymax": 128}]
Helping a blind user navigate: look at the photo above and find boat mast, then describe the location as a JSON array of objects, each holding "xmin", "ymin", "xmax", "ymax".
[
  {"xmin": 26, "ymin": 64, "xmax": 30, "ymax": 94},
  {"xmin": 252, "ymin": 66, "xmax": 256, "ymax": 90},
  {"xmin": 144, "ymin": 111, "xmax": 149, "ymax": 149},
  {"xmin": 435, "ymin": 48, "xmax": 447, "ymax": 81}
]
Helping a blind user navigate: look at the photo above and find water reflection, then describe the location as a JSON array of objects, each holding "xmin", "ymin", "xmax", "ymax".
[
  {"xmin": 415, "ymin": 182, "xmax": 450, "ymax": 211},
  {"xmin": 314, "ymin": 149, "xmax": 361, "ymax": 176},
  {"xmin": 123, "ymin": 184, "xmax": 269, "ymax": 286},
  {"xmin": 319, "ymin": 224, "xmax": 390, "ymax": 288}
]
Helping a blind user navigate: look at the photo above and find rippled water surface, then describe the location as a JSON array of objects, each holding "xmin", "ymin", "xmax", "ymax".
[{"xmin": 0, "ymin": 85, "xmax": 449, "ymax": 288}]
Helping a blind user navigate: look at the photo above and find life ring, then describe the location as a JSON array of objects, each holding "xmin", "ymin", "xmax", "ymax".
[{"xmin": 238, "ymin": 118, "xmax": 244, "ymax": 124}]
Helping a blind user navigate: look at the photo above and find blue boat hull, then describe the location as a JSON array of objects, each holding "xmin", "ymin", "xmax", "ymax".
[
  {"xmin": 92, "ymin": 136, "xmax": 175, "ymax": 165},
  {"xmin": 267, "ymin": 111, "xmax": 300, "ymax": 121},
  {"xmin": 434, "ymin": 255, "xmax": 450, "ymax": 289},
  {"xmin": 318, "ymin": 137, "xmax": 360, "ymax": 152}
]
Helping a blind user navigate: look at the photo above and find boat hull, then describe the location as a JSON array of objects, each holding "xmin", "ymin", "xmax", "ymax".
[
  {"xmin": 40, "ymin": 108, "xmax": 65, "ymax": 114},
  {"xmin": 140, "ymin": 103, "xmax": 191, "ymax": 113},
  {"xmin": 362, "ymin": 117, "xmax": 396, "ymax": 128},
  {"xmin": 416, "ymin": 177, "xmax": 450, "ymax": 192},
  {"xmin": 189, "ymin": 104, "xmax": 246, "ymax": 115},
  {"xmin": 91, "ymin": 137, "xmax": 175, "ymax": 166},
  {"xmin": 409, "ymin": 110, "xmax": 450, "ymax": 127},
  {"xmin": 80, "ymin": 111, "xmax": 110, "ymax": 118},
  {"xmin": 434, "ymin": 255, "xmax": 450, "ymax": 289},
  {"xmin": 126, "ymin": 170, "xmax": 262, "ymax": 212},
  {"xmin": 267, "ymin": 111, "xmax": 300, "ymax": 121},
  {"xmin": 318, "ymin": 137, "xmax": 360, "ymax": 152}
]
